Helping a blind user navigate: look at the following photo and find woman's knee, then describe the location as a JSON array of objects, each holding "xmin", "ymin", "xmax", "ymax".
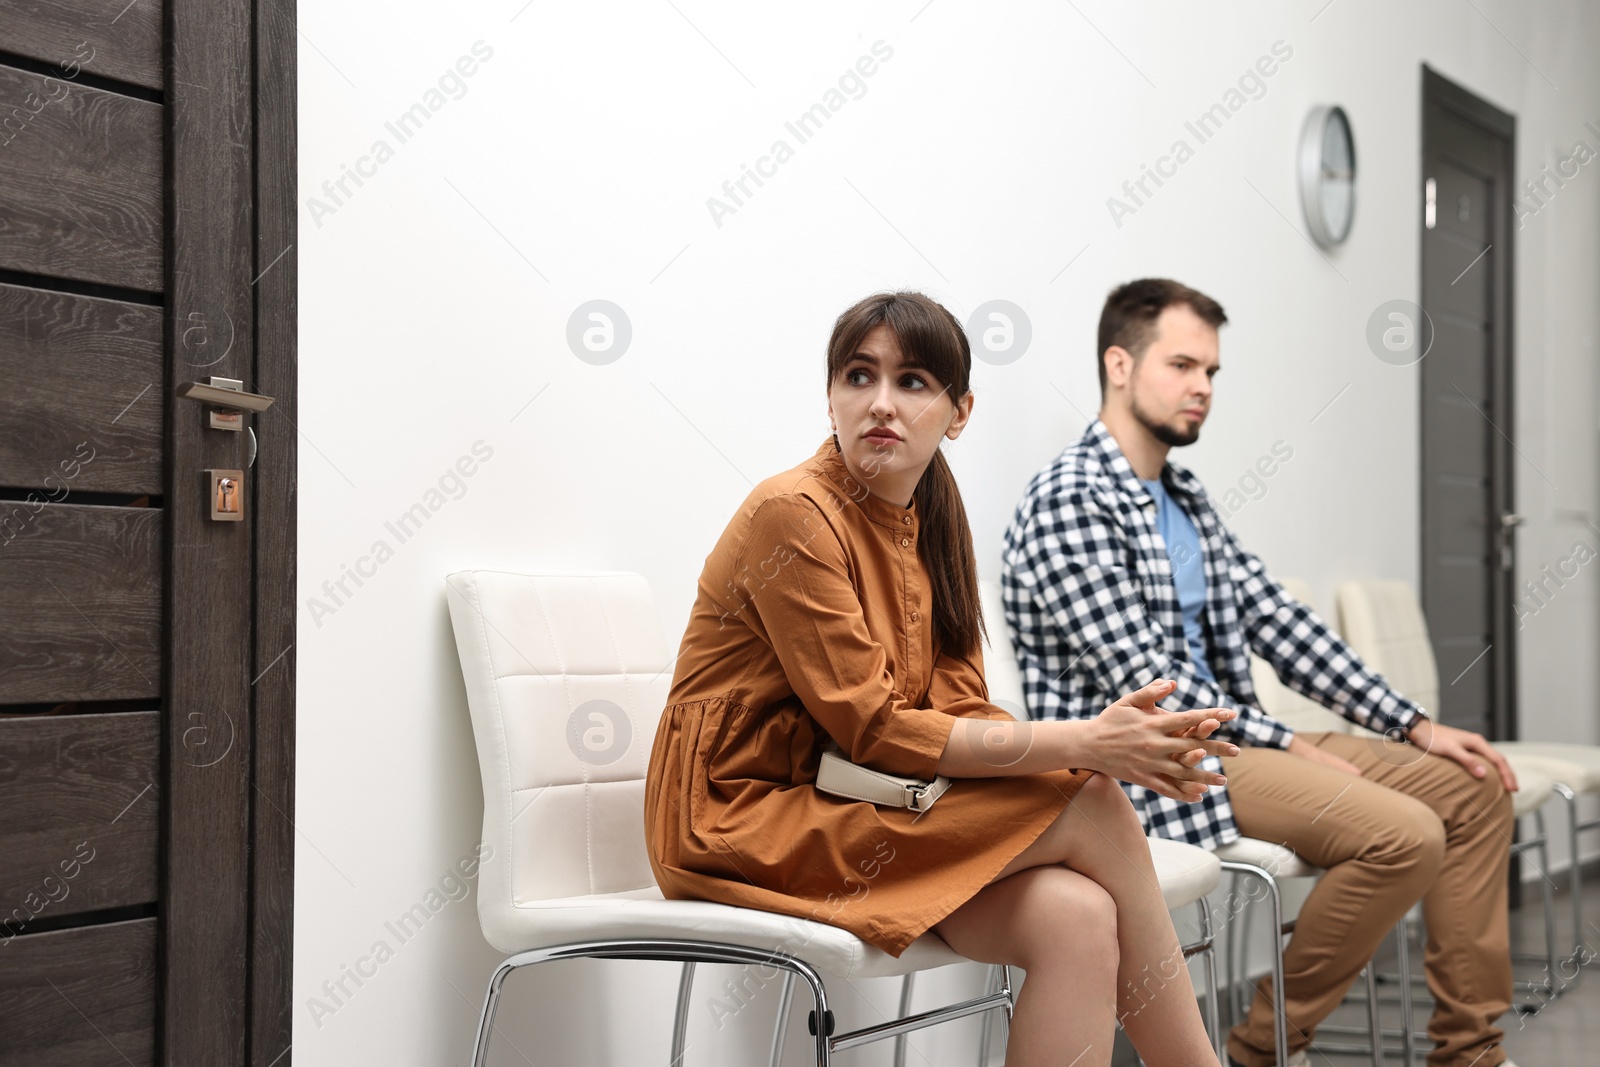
[
  {"xmin": 1072, "ymin": 771, "xmax": 1140, "ymax": 827},
  {"xmin": 1018, "ymin": 773, "xmax": 1147, "ymax": 873},
  {"xmin": 1012, "ymin": 867, "xmax": 1118, "ymax": 971}
]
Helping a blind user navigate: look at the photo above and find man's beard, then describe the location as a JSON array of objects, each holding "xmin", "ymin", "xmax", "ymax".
[{"xmin": 1131, "ymin": 392, "xmax": 1201, "ymax": 447}]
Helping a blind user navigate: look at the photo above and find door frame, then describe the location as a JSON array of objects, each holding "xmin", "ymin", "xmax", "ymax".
[{"xmin": 247, "ymin": 1, "xmax": 298, "ymax": 1060}]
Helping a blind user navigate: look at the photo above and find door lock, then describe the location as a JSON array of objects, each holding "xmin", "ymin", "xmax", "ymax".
[{"xmin": 206, "ymin": 469, "xmax": 244, "ymax": 522}]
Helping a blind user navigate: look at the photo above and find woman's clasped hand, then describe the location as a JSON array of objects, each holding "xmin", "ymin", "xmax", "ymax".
[{"xmin": 1083, "ymin": 678, "xmax": 1240, "ymax": 801}]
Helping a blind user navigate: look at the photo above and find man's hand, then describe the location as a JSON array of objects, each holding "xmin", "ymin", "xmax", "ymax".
[
  {"xmin": 1407, "ymin": 717, "xmax": 1519, "ymax": 791},
  {"xmin": 1287, "ymin": 734, "xmax": 1364, "ymax": 777}
]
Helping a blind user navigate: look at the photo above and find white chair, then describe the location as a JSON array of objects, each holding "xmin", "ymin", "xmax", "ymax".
[
  {"xmin": 1337, "ymin": 579, "xmax": 1600, "ymax": 978},
  {"xmin": 1336, "ymin": 579, "xmax": 1566, "ymax": 1026},
  {"xmin": 1490, "ymin": 742, "xmax": 1600, "ymax": 972},
  {"xmin": 445, "ymin": 569, "xmax": 1020, "ymax": 1066}
]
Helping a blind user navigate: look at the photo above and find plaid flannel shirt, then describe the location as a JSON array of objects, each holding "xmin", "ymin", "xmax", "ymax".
[{"xmin": 1000, "ymin": 418, "xmax": 1427, "ymax": 850}]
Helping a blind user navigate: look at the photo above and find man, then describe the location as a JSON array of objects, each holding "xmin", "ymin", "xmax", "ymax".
[{"xmin": 1000, "ymin": 278, "xmax": 1519, "ymax": 1067}]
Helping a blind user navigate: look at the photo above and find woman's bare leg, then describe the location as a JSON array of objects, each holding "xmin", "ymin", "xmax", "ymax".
[
  {"xmin": 936, "ymin": 864, "xmax": 1119, "ymax": 1067},
  {"xmin": 939, "ymin": 773, "xmax": 1220, "ymax": 1067}
]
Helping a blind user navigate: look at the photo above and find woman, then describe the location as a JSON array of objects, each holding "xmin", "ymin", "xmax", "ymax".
[{"xmin": 644, "ymin": 291, "xmax": 1238, "ymax": 1066}]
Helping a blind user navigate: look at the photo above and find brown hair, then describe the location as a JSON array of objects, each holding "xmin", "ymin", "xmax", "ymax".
[
  {"xmin": 1096, "ymin": 278, "xmax": 1227, "ymax": 396},
  {"xmin": 825, "ymin": 292, "xmax": 984, "ymax": 659}
]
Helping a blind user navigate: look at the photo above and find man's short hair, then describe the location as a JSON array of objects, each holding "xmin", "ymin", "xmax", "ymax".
[{"xmin": 1097, "ymin": 278, "xmax": 1228, "ymax": 396}]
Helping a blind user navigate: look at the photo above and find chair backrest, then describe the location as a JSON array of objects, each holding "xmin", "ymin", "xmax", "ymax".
[
  {"xmin": 1248, "ymin": 577, "xmax": 1353, "ymax": 735},
  {"xmin": 1334, "ymin": 579, "xmax": 1440, "ymax": 713},
  {"xmin": 979, "ymin": 579, "xmax": 1029, "ymax": 718},
  {"xmin": 445, "ymin": 570, "xmax": 670, "ymax": 920}
]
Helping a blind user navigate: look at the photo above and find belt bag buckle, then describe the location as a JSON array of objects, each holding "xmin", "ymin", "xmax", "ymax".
[{"xmin": 906, "ymin": 771, "xmax": 952, "ymax": 811}]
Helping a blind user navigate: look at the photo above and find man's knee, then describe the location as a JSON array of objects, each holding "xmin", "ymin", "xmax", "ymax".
[
  {"xmin": 1369, "ymin": 801, "xmax": 1446, "ymax": 876},
  {"xmin": 1437, "ymin": 758, "xmax": 1515, "ymax": 838},
  {"xmin": 1471, "ymin": 764, "xmax": 1514, "ymax": 820}
]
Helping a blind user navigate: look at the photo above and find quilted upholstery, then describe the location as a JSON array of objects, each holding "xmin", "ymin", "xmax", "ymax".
[
  {"xmin": 1334, "ymin": 580, "xmax": 1441, "ymax": 713},
  {"xmin": 446, "ymin": 571, "xmax": 666, "ymax": 941}
]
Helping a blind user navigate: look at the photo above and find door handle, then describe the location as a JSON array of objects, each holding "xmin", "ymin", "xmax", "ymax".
[
  {"xmin": 1498, "ymin": 512, "xmax": 1523, "ymax": 571},
  {"xmin": 177, "ymin": 376, "xmax": 275, "ymax": 431}
]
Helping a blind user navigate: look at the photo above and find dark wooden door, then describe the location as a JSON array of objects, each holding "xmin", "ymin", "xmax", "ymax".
[
  {"xmin": 0, "ymin": 2, "xmax": 297, "ymax": 1064},
  {"xmin": 1419, "ymin": 67, "xmax": 1517, "ymax": 744}
]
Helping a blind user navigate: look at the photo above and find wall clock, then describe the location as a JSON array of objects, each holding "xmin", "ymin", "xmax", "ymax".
[{"xmin": 1299, "ymin": 105, "xmax": 1356, "ymax": 248}]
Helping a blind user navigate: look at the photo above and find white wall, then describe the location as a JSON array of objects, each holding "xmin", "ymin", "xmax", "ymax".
[{"xmin": 294, "ymin": 1, "xmax": 1600, "ymax": 1063}]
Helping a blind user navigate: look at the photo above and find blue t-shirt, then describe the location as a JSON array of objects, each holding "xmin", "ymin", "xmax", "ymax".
[{"xmin": 1141, "ymin": 476, "xmax": 1216, "ymax": 682}]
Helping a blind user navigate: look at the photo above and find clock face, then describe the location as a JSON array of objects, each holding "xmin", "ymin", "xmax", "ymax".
[
  {"xmin": 1300, "ymin": 105, "xmax": 1356, "ymax": 248},
  {"xmin": 1320, "ymin": 109, "xmax": 1355, "ymax": 242}
]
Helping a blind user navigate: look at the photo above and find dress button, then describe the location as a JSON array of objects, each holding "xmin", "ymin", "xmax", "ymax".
[
  {"xmin": 902, "ymin": 516, "xmax": 911, "ymax": 524},
  {"xmin": 900, "ymin": 537, "xmax": 910, "ymax": 547},
  {"xmin": 910, "ymin": 611, "xmax": 920, "ymax": 622}
]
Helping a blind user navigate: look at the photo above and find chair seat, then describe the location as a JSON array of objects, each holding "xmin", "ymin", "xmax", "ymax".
[
  {"xmin": 490, "ymin": 886, "xmax": 967, "ymax": 980},
  {"xmin": 1148, "ymin": 837, "xmax": 1223, "ymax": 909},
  {"xmin": 1213, "ymin": 836, "xmax": 1322, "ymax": 878},
  {"xmin": 1506, "ymin": 762, "xmax": 1555, "ymax": 819},
  {"xmin": 1494, "ymin": 742, "xmax": 1600, "ymax": 792}
]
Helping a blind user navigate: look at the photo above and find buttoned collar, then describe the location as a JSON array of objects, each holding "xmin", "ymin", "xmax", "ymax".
[{"xmin": 812, "ymin": 436, "xmax": 920, "ymax": 532}]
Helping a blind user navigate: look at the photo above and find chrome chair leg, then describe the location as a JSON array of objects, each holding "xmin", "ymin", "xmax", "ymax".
[
  {"xmin": 973, "ymin": 963, "xmax": 1019, "ymax": 1065},
  {"xmin": 800, "ymin": 961, "xmax": 832, "ymax": 1066},
  {"xmin": 767, "ymin": 965, "xmax": 834, "ymax": 1067},
  {"xmin": 1231, "ymin": 872, "xmax": 1253, "ymax": 1024},
  {"xmin": 1508, "ymin": 809, "xmax": 1564, "ymax": 1003},
  {"xmin": 671, "ymin": 962, "xmax": 695, "ymax": 1066},
  {"xmin": 1573, "ymin": 805, "xmax": 1600, "ymax": 967},
  {"xmin": 997, "ymin": 966, "xmax": 1016, "ymax": 1059},
  {"xmin": 1198, "ymin": 898, "xmax": 1224, "ymax": 1065},
  {"xmin": 976, "ymin": 964, "xmax": 1001, "ymax": 1066},
  {"xmin": 1218, "ymin": 861, "xmax": 1290, "ymax": 1067},
  {"xmin": 1553, "ymin": 783, "xmax": 1585, "ymax": 972},
  {"xmin": 1521, "ymin": 783, "xmax": 1595, "ymax": 976},
  {"xmin": 1535, "ymin": 809, "xmax": 1561, "ymax": 998},
  {"xmin": 892, "ymin": 973, "xmax": 916, "ymax": 1067},
  {"xmin": 471, "ymin": 941, "xmax": 838, "ymax": 1067},
  {"xmin": 471, "ymin": 956, "xmax": 519, "ymax": 1067},
  {"xmin": 769, "ymin": 970, "xmax": 797, "ymax": 1067},
  {"xmin": 1395, "ymin": 916, "xmax": 1415, "ymax": 1067},
  {"xmin": 1362, "ymin": 963, "xmax": 1384, "ymax": 1067}
]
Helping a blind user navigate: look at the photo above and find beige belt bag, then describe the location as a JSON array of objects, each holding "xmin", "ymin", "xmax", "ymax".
[{"xmin": 815, "ymin": 742, "xmax": 952, "ymax": 812}]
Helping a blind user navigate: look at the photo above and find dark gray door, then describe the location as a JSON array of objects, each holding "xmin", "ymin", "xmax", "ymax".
[
  {"xmin": 0, "ymin": 1, "xmax": 297, "ymax": 1063},
  {"xmin": 1419, "ymin": 66, "xmax": 1517, "ymax": 744}
]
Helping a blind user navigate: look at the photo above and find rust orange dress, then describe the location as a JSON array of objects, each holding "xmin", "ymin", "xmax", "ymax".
[{"xmin": 643, "ymin": 435, "xmax": 1094, "ymax": 956}]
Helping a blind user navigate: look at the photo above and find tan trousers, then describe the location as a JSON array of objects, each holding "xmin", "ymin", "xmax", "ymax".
[{"xmin": 1223, "ymin": 731, "xmax": 1513, "ymax": 1067}]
